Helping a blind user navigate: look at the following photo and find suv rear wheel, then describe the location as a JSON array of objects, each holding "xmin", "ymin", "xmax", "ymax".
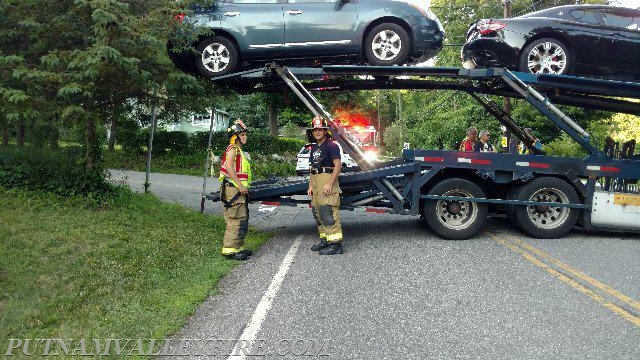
[{"xmin": 364, "ymin": 23, "xmax": 411, "ymax": 66}]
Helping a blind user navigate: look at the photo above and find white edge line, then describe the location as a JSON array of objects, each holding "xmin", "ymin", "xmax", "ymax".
[{"xmin": 227, "ymin": 236, "xmax": 302, "ymax": 359}]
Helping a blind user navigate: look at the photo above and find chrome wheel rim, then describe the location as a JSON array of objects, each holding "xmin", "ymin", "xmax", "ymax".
[
  {"xmin": 526, "ymin": 41, "xmax": 567, "ymax": 74},
  {"xmin": 201, "ymin": 43, "xmax": 230, "ymax": 73},
  {"xmin": 526, "ymin": 187, "xmax": 570, "ymax": 230},
  {"xmin": 435, "ymin": 189, "xmax": 478, "ymax": 230},
  {"xmin": 371, "ymin": 30, "xmax": 402, "ymax": 61}
]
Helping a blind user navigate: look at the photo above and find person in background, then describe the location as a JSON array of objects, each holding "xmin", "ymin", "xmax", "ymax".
[
  {"xmin": 473, "ymin": 129, "xmax": 496, "ymax": 152},
  {"xmin": 459, "ymin": 126, "xmax": 478, "ymax": 152},
  {"xmin": 509, "ymin": 134, "xmax": 519, "ymax": 154},
  {"xmin": 519, "ymin": 127, "xmax": 543, "ymax": 154}
]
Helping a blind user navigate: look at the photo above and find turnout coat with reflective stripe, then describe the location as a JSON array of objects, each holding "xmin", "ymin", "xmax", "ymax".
[{"xmin": 219, "ymin": 144, "xmax": 252, "ymax": 188}]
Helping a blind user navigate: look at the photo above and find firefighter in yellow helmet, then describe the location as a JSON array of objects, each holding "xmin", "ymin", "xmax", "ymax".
[
  {"xmin": 219, "ymin": 119, "xmax": 253, "ymax": 260},
  {"xmin": 308, "ymin": 115, "xmax": 344, "ymax": 255}
]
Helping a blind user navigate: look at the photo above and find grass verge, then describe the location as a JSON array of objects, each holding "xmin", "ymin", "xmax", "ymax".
[{"xmin": 0, "ymin": 187, "xmax": 270, "ymax": 358}]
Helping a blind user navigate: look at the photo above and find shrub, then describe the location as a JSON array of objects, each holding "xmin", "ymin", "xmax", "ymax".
[
  {"xmin": 383, "ymin": 122, "xmax": 403, "ymax": 156},
  {"xmin": 203, "ymin": 130, "xmax": 304, "ymax": 156},
  {"xmin": 251, "ymin": 160, "xmax": 296, "ymax": 179},
  {"xmin": 276, "ymin": 137, "xmax": 306, "ymax": 153},
  {"xmin": 28, "ymin": 123, "xmax": 60, "ymax": 148},
  {"xmin": 117, "ymin": 118, "xmax": 143, "ymax": 152},
  {"xmin": 0, "ymin": 146, "xmax": 112, "ymax": 196},
  {"xmin": 150, "ymin": 130, "xmax": 191, "ymax": 155},
  {"xmin": 115, "ymin": 128, "xmax": 305, "ymax": 158},
  {"xmin": 189, "ymin": 131, "xmax": 229, "ymax": 154},
  {"xmin": 543, "ymin": 134, "xmax": 587, "ymax": 158}
]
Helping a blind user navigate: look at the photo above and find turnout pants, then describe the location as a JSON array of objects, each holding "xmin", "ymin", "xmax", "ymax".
[
  {"xmin": 310, "ymin": 173, "xmax": 343, "ymax": 243},
  {"xmin": 221, "ymin": 184, "xmax": 249, "ymax": 255}
]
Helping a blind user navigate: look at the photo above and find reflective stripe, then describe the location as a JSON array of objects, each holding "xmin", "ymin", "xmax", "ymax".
[
  {"xmin": 458, "ymin": 158, "xmax": 491, "ymax": 165},
  {"xmin": 614, "ymin": 193, "xmax": 640, "ymax": 206},
  {"xmin": 220, "ymin": 170, "xmax": 249, "ymax": 180},
  {"xmin": 516, "ymin": 161, "xmax": 550, "ymax": 169},
  {"xmin": 261, "ymin": 201, "xmax": 281, "ymax": 206},
  {"xmin": 221, "ymin": 246, "xmax": 245, "ymax": 255},
  {"xmin": 325, "ymin": 233, "xmax": 343, "ymax": 242},
  {"xmin": 415, "ymin": 156, "xmax": 444, "ymax": 162},
  {"xmin": 472, "ymin": 159, "xmax": 491, "ymax": 165},
  {"xmin": 587, "ymin": 165, "xmax": 620, "ymax": 173},
  {"xmin": 319, "ymin": 233, "xmax": 327, "ymax": 239},
  {"xmin": 219, "ymin": 144, "xmax": 252, "ymax": 187}
]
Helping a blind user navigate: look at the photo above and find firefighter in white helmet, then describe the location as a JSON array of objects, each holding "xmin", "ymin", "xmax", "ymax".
[
  {"xmin": 308, "ymin": 115, "xmax": 344, "ymax": 255},
  {"xmin": 219, "ymin": 119, "xmax": 253, "ymax": 260}
]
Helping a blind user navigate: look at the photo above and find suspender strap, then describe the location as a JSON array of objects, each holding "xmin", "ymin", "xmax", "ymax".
[{"xmin": 221, "ymin": 180, "xmax": 244, "ymax": 208}]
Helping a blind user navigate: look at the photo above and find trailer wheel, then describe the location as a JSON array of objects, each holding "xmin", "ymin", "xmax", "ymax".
[
  {"xmin": 423, "ymin": 178, "xmax": 487, "ymax": 240},
  {"xmin": 513, "ymin": 177, "xmax": 580, "ymax": 238}
]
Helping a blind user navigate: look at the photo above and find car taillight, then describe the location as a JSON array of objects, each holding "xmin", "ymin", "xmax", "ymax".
[
  {"xmin": 476, "ymin": 21, "xmax": 507, "ymax": 35},
  {"xmin": 175, "ymin": 13, "xmax": 186, "ymax": 23}
]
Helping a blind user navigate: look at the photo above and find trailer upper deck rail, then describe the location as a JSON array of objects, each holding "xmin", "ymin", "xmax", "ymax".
[{"xmin": 214, "ymin": 64, "xmax": 640, "ymax": 115}]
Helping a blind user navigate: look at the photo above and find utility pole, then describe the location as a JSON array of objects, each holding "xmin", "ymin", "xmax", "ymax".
[
  {"xmin": 397, "ymin": 90, "xmax": 404, "ymax": 150},
  {"xmin": 144, "ymin": 85, "xmax": 158, "ymax": 193},
  {"xmin": 201, "ymin": 106, "xmax": 216, "ymax": 213},
  {"xmin": 377, "ymin": 90, "xmax": 381, "ymax": 138}
]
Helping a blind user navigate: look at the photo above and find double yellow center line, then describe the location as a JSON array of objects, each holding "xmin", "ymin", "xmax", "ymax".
[{"xmin": 488, "ymin": 231, "xmax": 640, "ymax": 327}]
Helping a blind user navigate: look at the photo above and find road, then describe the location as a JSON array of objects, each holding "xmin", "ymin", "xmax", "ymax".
[{"xmin": 111, "ymin": 170, "xmax": 640, "ymax": 360}]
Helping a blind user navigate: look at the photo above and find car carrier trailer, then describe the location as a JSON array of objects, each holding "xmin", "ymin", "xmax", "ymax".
[{"xmin": 208, "ymin": 63, "xmax": 640, "ymax": 240}]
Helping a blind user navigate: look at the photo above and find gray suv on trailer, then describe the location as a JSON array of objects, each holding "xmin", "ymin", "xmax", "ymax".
[{"xmin": 171, "ymin": 0, "xmax": 445, "ymax": 77}]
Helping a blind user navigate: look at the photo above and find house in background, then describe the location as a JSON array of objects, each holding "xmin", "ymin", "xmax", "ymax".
[{"xmin": 164, "ymin": 109, "xmax": 231, "ymax": 133}]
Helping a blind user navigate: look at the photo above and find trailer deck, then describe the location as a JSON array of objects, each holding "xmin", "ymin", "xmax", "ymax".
[{"xmin": 209, "ymin": 64, "xmax": 640, "ymax": 239}]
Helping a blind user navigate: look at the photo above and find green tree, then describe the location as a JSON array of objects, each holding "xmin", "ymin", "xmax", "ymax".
[
  {"xmin": 611, "ymin": 113, "xmax": 640, "ymax": 143},
  {"xmin": 0, "ymin": 0, "xmax": 221, "ymax": 171}
]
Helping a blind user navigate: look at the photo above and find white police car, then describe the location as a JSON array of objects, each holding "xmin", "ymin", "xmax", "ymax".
[{"xmin": 296, "ymin": 142, "xmax": 358, "ymax": 176}]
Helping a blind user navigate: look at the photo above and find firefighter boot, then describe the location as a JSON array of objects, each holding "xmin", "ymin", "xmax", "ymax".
[
  {"xmin": 311, "ymin": 240, "xmax": 330, "ymax": 251},
  {"xmin": 318, "ymin": 242, "xmax": 343, "ymax": 255},
  {"xmin": 225, "ymin": 251, "xmax": 250, "ymax": 261},
  {"xmin": 238, "ymin": 249, "xmax": 253, "ymax": 256}
]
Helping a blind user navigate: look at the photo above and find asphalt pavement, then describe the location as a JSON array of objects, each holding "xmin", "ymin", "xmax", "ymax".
[{"xmin": 110, "ymin": 170, "xmax": 640, "ymax": 360}]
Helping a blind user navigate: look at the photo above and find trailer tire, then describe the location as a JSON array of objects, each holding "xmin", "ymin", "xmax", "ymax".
[
  {"xmin": 423, "ymin": 178, "xmax": 487, "ymax": 240},
  {"xmin": 513, "ymin": 177, "xmax": 580, "ymax": 238}
]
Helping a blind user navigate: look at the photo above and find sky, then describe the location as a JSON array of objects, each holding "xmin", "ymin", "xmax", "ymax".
[{"xmin": 608, "ymin": 0, "xmax": 639, "ymax": 8}]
